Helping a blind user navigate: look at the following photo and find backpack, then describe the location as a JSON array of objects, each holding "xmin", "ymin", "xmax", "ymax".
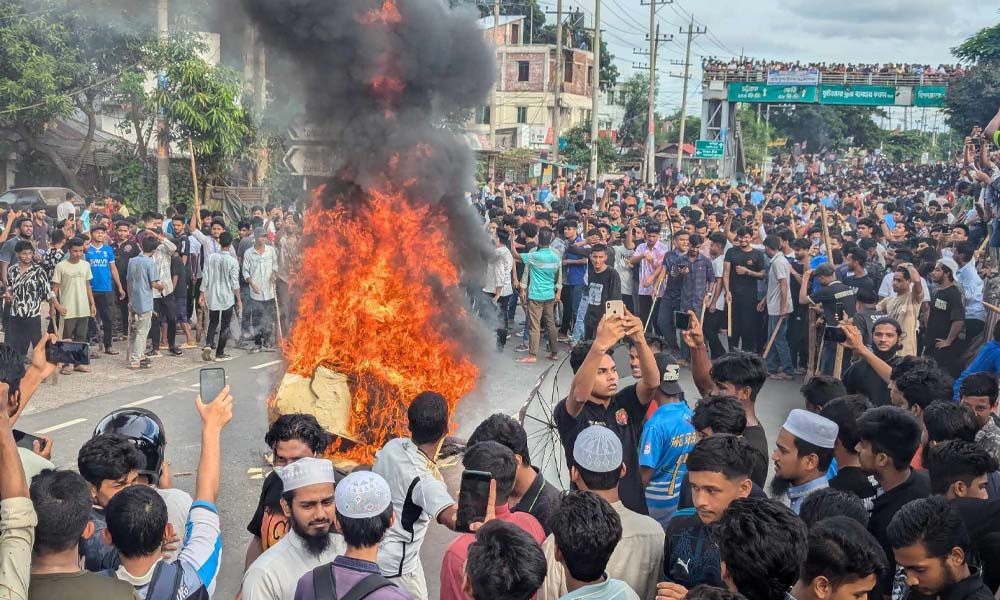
[
  {"xmin": 311, "ymin": 564, "xmax": 396, "ymax": 600},
  {"xmin": 102, "ymin": 560, "xmax": 205, "ymax": 600}
]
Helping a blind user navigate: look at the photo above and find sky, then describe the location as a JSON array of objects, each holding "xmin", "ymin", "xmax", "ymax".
[{"xmin": 529, "ymin": 0, "xmax": 998, "ymax": 126}]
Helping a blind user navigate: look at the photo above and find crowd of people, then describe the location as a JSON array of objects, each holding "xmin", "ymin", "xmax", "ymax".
[
  {"xmin": 4, "ymin": 108, "xmax": 1000, "ymax": 600},
  {"xmin": 0, "ymin": 191, "xmax": 302, "ymax": 373},
  {"xmin": 701, "ymin": 57, "xmax": 963, "ymax": 81}
]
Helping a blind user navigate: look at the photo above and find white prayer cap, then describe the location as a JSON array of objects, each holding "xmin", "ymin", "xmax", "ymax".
[
  {"xmin": 573, "ymin": 425, "xmax": 623, "ymax": 473},
  {"xmin": 276, "ymin": 457, "xmax": 336, "ymax": 492},
  {"xmin": 782, "ymin": 409, "xmax": 838, "ymax": 449},
  {"xmin": 335, "ymin": 471, "xmax": 392, "ymax": 519}
]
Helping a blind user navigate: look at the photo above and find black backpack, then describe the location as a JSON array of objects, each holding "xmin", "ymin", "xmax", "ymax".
[{"xmin": 311, "ymin": 564, "xmax": 396, "ymax": 600}]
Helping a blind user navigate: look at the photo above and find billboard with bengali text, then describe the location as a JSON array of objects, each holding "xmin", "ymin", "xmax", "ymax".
[
  {"xmin": 766, "ymin": 69, "xmax": 819, "ymax": 86},
  {"xmin": 727, "ymin": 82, "xmax": 818, "ymax": 103},
  {"xmin": 818, "ymin": 85, "xmax": 897, "ymax": 105}
]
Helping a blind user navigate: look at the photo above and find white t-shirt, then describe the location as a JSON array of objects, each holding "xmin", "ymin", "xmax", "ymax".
[
  {"xmin": 156, "ymin": 487, "xmax": 193, "ymax": 562},
  {"xmin": 878, "ymin": 272, "xmax": 931, "ymax": 303},
  {"xmin": 712, "ymin": 255, "xmax": 725, "ymax": 311},
  {"xmin": 373, "ymin": 438, "xmax": 455, "ymax": 578},
  {"xmin": 766, "ymin": 253, "xmax": 792, "ymax": 316}
]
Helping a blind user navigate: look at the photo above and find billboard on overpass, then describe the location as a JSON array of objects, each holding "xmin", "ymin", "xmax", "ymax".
[
  {"xmin": 818, "ymin": 85, "xmax": 897, "ymax": 105},
  {"xmin": 914, "ymin": 86, "xmax": 947, "ymax": 107},
  {"xmin": 728, "ymin": 83, "xmax": 817, "ymax": 103}
]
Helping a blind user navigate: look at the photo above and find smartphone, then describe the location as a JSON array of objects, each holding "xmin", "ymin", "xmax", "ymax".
[
  {"xmin": 45, "ymin": 341, "xmax": 90, "ymax": 365},
  {"xmin": 834, "ymin": 302, "xmax": 846, "ymax": 322},
  {"xmin": 200, "ymin": 368, "xmax": 226, "ymax": 403},
  {"xmin": 455, "ymin": 469, "xmax": 492, "ymax": 533},
  {"xmin": 674, "ymin": 311, "xmax": 692, "ymax": 331},
  {"xmin": 823, "ymin": 325, "xmax": 847, "ymax": 344},
  {"xmin": 12, "ymin": 429, "xmax": 45, "ymax": 452},
  {"xmin": 605, "ymin": 300, "xmax": 625, "ymax": 318}
]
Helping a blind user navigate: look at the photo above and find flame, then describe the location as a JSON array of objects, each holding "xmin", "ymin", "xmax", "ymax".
[
  {"xmin": 285, "ymin": 186, "xmax": 478, "ymax": 463},
  {"xmin": 358, "ymin": 0, "xmax": 402, "ymax": 25}
]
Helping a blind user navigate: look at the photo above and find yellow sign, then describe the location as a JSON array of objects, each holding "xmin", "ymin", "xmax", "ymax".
[{"xmin": 768, "ymin": 138, "xmax": 788, "ymax": 147}]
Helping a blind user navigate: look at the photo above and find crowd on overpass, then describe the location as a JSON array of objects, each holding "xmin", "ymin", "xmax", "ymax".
[{"xmin": 702, "ymin": 57, "xmax": 963, "ymax": 82}]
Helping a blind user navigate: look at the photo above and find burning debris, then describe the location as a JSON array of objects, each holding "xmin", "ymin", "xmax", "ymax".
[{"xmin": 244, "ymin": 0, "xmax": 495, "ymax": 463}]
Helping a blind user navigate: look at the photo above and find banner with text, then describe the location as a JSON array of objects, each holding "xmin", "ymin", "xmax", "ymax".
[
  {"xmin": 728, "ymin": 82, "xmax": 818, "ymax": 103},
  {"xmin": 913, "ymin": 86, "xmax": 947, "ymax": 107},
  {"xmin": 819, "ymin": 85, "xmax": 897, "ymax": 105},
  {"xmin": 766, "ymin": 69, "xmax": 819, "ymax": 86}
]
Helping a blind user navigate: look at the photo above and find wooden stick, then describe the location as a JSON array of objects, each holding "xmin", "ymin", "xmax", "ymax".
[
  {"xmin": 643, "ymin": 272, "xmax": 667, "ymax": 333},
  {"xmin": 761, "ymin": 314, "xmax": 786, "ymax": 360},
  {"xmin": 983, "ymin": 301, "xmax": 1000, "ymax": 315},
  {"xmin": 806, "ymin": 310, "xmax": 818, "ymax": 379},
  {"xmin": 726, "ymin": 298, "xmax": 732, "ymax": 333},
  {"xmin": 188, "ymin": 138, "xmax": 199, "ymax": 208},
  {"xmin": 273, "ymin": 282, "xmax": 284, "ymax": 343},
  {"xmin": 700, "ymin": 295, "xmax": 708, "ymax": 324},
  {"xmin": 819, "ymin": 204, "xmax": 834, "ymax": 263},
  {"xmin": 833, "ymin": 343, "xmax": 845, "ymax": 378}
]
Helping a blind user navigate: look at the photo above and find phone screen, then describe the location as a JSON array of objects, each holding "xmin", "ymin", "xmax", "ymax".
[
  {"xmin": 12, "ymin": 429, "xmax": 43, "ymax": 451},
  {"xmin": 45, "ymin": 341, "xmax": 90, "ymax": 365},
  {"xmin": 824, "ymin": 326, "xmax": 847, "ymax": 344},
  {"xmin": 200, "ymin": 368, "xmax": 226, "ymax": 403},
  {"xmin": 674, "ymin": 311, "xmax": 692, "ymax": 331},
  {"xmin": 455, "ymin": 470, "xmax": 492, "ymax": 533}
]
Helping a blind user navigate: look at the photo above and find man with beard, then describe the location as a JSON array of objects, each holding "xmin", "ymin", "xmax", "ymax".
[
  {"xmin": 770, "ymin": 409, "xmax": 838, "ymax": 514},
  {"xmin": 241, "ymin": 457, "xmax": 347, "ymax": 600},
  {"xmin": 887, "ymin": 497, "xmax": 993, "ymax": 600},
  {"xmin": 840, "ymin": 317, "xmax": 903, "ymax": 407},
  {"xmin": 925, "ymin": 258, "xmax": 965, "ymax": 378}
]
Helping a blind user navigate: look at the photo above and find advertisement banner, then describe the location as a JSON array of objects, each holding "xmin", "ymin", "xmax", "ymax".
[
  {"xmin": 727, "ymin": 83, "xmax": 817, "ymax": 103},
  {"xmin": 913, "ymin": 86, "xmax": 947, "ymax": 107},
  {"xmin": 766, "ymin": 68, "xmax": 819, "ymax": 86},
  {"xmin": 819, "ymin": 85, "xmax": 897, "ymax": 105}
]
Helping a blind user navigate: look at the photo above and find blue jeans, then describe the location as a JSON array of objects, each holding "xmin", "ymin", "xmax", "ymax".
[{"xmin": 767, "ymin": 314, "xmax": 794, "ymax": 374}]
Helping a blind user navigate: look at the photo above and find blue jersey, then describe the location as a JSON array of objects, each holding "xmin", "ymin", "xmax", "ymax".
[
  {"xmin": 639, "ymin": 402, "xmax": 695, "ymax": 520},
  {"xmin": 85, "ymin": 243, "xmax": 115, "ymax": 292}
]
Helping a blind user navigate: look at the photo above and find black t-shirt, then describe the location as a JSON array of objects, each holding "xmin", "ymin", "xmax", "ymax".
[
  {"xmin": 790, "ymin": 260, "xmax": 806, "ymax": 310},
  {"xmin": 114, "ymin": 240, "xmax": 140, "ymax": 284},
  {"xmin": 554, "ymin": 384, "xmax": 649, "ymax": 514},
  {"xmin": 677, "ymin": 473, "xmax": 767, "ymax": 511},
  {"xmin": 742, "ymin": 424, "xmax": 769, "ymax": 479},
  {"xmin": 170, "ymin": 255, "xmax": 187, "ymax": 299},
  {"xmin": 724, "ymin": 247, "xmax": 766, "ymax": 294},
  {"xmin": 584, "ymin": 267, "xmax": 622, "ymax": 326},
  {"xmin": 828, "ymin": 465, "xmax": 878, "ymax": 510},
  {"xmin": 841, "ymin": 272, "xmax": 876, "ymax": 295},
  {"xmin": 951, "ymin": 497, "xmax": 1000, "ymax": 593},
  {"xmin": 246, "ymin": 471, "xmax": 290, "ymax": 550},
  {"xmin": 853, "ymin": 308, "xmax": 888, "ymax": 347},
  {"xmin": 512, "ymin": 467, "xmax": 561, "ymax": 536},
  {"xmin": 809, "ymin": 281, "xmax": 858, "ymax": 322},
  {"xmin": 869, "ymin": 470, "xmax": 931, "ymax": 597},
  {"xmin": 662, "ymin": 512, "xmax": 724, "ymax": 588},
  {"xmin": 842, "ymin": 355, "xmax": 899, "ymax": 407},
  {"xmin": 927, "ymin": 284, "xmax": 965, "ymax": 343}
]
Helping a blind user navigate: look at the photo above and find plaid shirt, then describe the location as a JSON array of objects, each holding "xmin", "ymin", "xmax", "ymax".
[
  {"xmin": 678, "ymin": 254, "xmax": 716, "ymax": 312},
  {"xmin": 7, "ymin": 263, "xmax": 52, "ymax": 318}
]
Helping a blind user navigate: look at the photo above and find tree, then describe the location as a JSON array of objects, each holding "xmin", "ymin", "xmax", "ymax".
[
  {"xmin": 617, "ymin": 73, "xmax": 654, "ymax": 150},
  {"xmin": 737, "ymin": 107, "xmax": 773, "ymax": 169},
  {"xmin": 880, "ymin": 130, "xmax": 930, "ymax": 164},
  {"xmin": 562, "ymin": 123, "xmax": 617, "ymax": 173},
  {"xmin": 657, "ymin": 110, "xmax": 700, "ymax": 146},
  {"xmin": 767, "ymin": 105, "xmax": 883, "ymax": 151},
  {"xmin": 944, "ymin": 21, "xmax": 1000, "ymax": 135}
]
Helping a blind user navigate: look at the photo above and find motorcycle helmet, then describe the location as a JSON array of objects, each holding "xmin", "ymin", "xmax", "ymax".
[{"xmin": 93, "ymin": 408, "xmax": 166, "ymax": 481}]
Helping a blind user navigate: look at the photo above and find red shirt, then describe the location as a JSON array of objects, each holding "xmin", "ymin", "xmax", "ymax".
[{"xmin": 438, "ymin": 503, "xmax": 546, "ymax": 600}]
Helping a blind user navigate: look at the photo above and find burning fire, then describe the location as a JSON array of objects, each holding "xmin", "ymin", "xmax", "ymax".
[{"xmin": 285, "ymin": 186, "xmax": 479, "ymax": 463}]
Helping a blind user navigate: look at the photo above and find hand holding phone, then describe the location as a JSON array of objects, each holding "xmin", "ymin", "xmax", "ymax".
[
  {"xmin": 456, "ymin": 470, "xmax": 493, "ymax": 533},
  {"xmin": 200, "ymin": 368, "xmax": 226, "ymax": 404},
  {"xmin": 605, "ymin": 300, "xmax": 625, "ymax": 318},
  {"xmin": 45, "ymin": 341, "xmax": 90, "ymax": 366},
  {"xmin": 674, "ymin": 311, "xmax": 692, "ymax": 331}
]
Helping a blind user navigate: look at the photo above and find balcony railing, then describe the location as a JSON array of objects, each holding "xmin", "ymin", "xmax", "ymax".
[{"xmin": 702, "ymin": 68, "xmax": 955, "ymax": 87}]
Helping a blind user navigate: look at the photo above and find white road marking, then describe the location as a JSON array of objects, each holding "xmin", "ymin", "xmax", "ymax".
[
  {"xmin": 188, "ymin": 383, "xmax": 200, "ymax": 389},
  {"xmin": 251, "ymin": 360, "xmax": 282, "ymax": 370},
  {"xmin": 122, "ymin": 395, "xmax": 163, "ymax": 408},
  {"xmin": 36, "ymin": 418, "xmax": 87, "ymax": 434}
]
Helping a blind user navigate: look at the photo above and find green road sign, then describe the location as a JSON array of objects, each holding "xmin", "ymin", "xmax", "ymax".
[
  {"xmin": 914, "ymin": 86, "xmax": 947, "ymax": 107},
  {"xmin": 695, "ymin": 140, "xmax": 725, "ymax": 159},
  {"xmin": 819, "ymin": 85, "xmax": 897, "ymax": 106},
  {"xmin": 727, "ymin": 83, "xmax": 817, "ymax": 103}
]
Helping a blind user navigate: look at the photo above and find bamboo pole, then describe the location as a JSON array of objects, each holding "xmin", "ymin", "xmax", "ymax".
[
  {"xmin": 833, "ymin": 344, "xmax": 844, "ymax": 378},
  {"xmin": 761, "ymin": 314, "xmax": 786, "ymax": 360},
  {"xmin": 819, "ymin": 204, "xmax": 834, "ymax": 263}
]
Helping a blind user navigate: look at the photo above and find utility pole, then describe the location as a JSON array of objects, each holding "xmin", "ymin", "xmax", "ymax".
[
  {"xmin": 674, "ymin": 16, "xmax": 706, "ymax": 172},
  {"xmin": 490, "ymin": 0, "xmax": 500, "ymax": 149},
  {"xmin": 156, "ymin": 0, "xmax": 169, "ymax": 213},
  {"xmin": 551, "ymin": 0, "xmax": 563, "ymax": 175},
  {"xmin": 589, "ymin": 0, "xmax": 601, "ymax": 182},
  {"xmin": 640, "ymin": 0, "xmax": 672, "ymax": 185}
]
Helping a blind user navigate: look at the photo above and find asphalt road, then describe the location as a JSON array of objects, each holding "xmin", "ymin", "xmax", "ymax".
[{"xmin": 14, "ymin": 338, "xmax": 806, "ymax": 600}]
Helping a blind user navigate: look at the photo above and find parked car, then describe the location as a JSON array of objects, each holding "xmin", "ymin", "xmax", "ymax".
[{"xmin": 0, "ymin": 187, "xmax": 84, "ymax": 218}]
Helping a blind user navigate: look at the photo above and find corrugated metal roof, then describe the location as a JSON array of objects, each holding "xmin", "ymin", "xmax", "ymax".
[
  {"xmin": 476, "ymin": 15, "xmax": 526, "ymax": 29},
  {"xmin": 34, "ymin": 116, "xmax": 126, "ymax": 168}
]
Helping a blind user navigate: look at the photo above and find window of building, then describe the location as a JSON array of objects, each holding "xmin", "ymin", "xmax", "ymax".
[
  {"xmin": 588, "ymin": 66, "xmax": 593, "ymax": 86},
  {"xmin": 518, "ymin": 61, "xmax": 530, "ymax": 82},
  {"xmin": 476, "ymin": 105, "xmax": 490, "ymax": 125},
  {"xmin": 516, "ymin": 106, "xmax": 528, "ymax": 124},
  {"xmin": 511, "ymin": 24, "xmax": 520, "ymax": 44},
  {"xmin": 563, "ymin": 50, "xmax": 573, "ymax": 83},
  {"xmin": 607, "ymin": 90, "xmax": 615, "ymax": 105}
]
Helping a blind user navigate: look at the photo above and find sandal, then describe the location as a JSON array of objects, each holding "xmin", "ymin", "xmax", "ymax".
[
  {"xmin": 60, "ymin": 366, "xmax": 73, "ymax": 375},
  {"xmin": 104, "ymin": 348, "xmax": 120, "ymax": 356},
  {"xmin": 515, "ymin": 356, "xmax": 537, "ymax": 364},
  {"xmin": 74, "ymin": 365, "xmax": 91, "ymax": 373},
  {"xmin": 546, "ymin": 353, "xmax": 559, "ymax": 360}
]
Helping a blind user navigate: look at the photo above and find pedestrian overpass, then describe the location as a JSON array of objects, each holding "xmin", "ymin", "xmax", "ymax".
[{"xmin": 697, "ymin": 67, "xmax": 952, "ymax": 178}]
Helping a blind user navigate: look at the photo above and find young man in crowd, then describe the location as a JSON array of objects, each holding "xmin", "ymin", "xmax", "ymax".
[
  {"xmin": 200, "ymin": 231, "xmax": 241, "ymax": 362},
  {"xmin": 440, "ymin": 441, "xmax": 544, "ymax": 600},
  {"xmin": 466, "ymin": 413, "xmax": 561, "ymax": 535},
  {"xmin": 723, "ymin": 227, "xmax": 766, "ymax": 353},
  {"xmin": 125, "ymin": 236, "xmax": 163, "ymax": 369},
  {"xmin": 958, "ymin": 373, "xmax": 1000, "ymax": 463},
  {"xmin": 548, "ymin": 490, "xmax": 638, "ymax": 599},
  {"xmin": 890, "ymin": 357, "xmax": 955, "ymax": 467},
  {"xmin": 801, "ymin": 263, "xmax": 857, "ymax": 376},
  {"xmin": 242, "ymin": 227, "xmax": 279, "ymax": 353},
  {"xmin": 104, "ymin": 386, "xmax": 232, "ymax": 600},
  {"xmin": 787, "ymin": 517, "xmax": 886, "ymax": 600},
  {"xmin": 629, "ymin": 223, "xmax": 668, "ymax": 331},
  {"xmin": 84, "ymin": 225, "xmax": 125, "ymax": 356},
  {"xmin": 0, "ymin": 379, "xmax": 34, "ymax": 600},
  {"xmin": 51, "ymin": 238, "xmax": 96, "ymax": 374},
  {"xmin": 770, "ymin": 408, "xmax": 839, "ymax": 514},
  {"xmin": 638, "ymin": 352, "xmax": 695, "ymax": 525},
  {"xmin": 148, "ymin": 230, "xmax": 180, "ymax": 358},
  {"xmin": 113, "ymin": 219, "xmax": 140, "ymax": 336},
  {"xmin": 821, "ymin": 395, "xmax": 879, "ymax": 509},
  {"xmin": 242, "ymin": 457, "xmax": 347, "ymax": 600},
  {"xmin": 877, "ymin": 263, "xmax": 923, "ymax": 358},
  {"xmin": 292, "ymin": 471, "xmax": 411, "ymax": 600},
  {"xmin": 245, "ymin": 413, "xmax": 329, "ymax": 571},
  {"xmin": 798, "ymin": 489, "xmax": 870, "ymax": 528},
  {"xmin": 581, "ymin": 243, "xmax": 621, "ymax": 342},
  {"xmin": 4, "ymin": 240, "xmax": 52, "ymax": 358},
  {"xmin": 799, "ymin": 375, "xmax": 847, "ymax": 414},
  {"xmin": 925, "ymin": 258, "xmax": 966, "ymax": 378},
  {"xmin": 926, "ymin": 440, "xmax": 997, "ymax": 500},
  {"xmin": 513, "ymin": 227, "xmax": 562, "ymax": 363},
  {"xmin": 0, "ymin": 217, "xmax": 34, "ymax": 288},
  {"xmin": 856, "ymin": 405, "xmax": 931, "ymax": 597},
  {"xmin": 761, "ymin": 234, "xmax": 795, "ymax": 378},
  {"xmin": 539, "ymin": 425, "xmax": 664, "ymax": 600},
  {"xmin": 558, "ymin": 312, "xmax": 659, "ymax": 515},
  {"xmin": 463, "ymin": 521, "xmax": 546, "ymax": 600},
  {"xmin": 887, "ymin": 497, "xmax": 994, "ymax": 600}
]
